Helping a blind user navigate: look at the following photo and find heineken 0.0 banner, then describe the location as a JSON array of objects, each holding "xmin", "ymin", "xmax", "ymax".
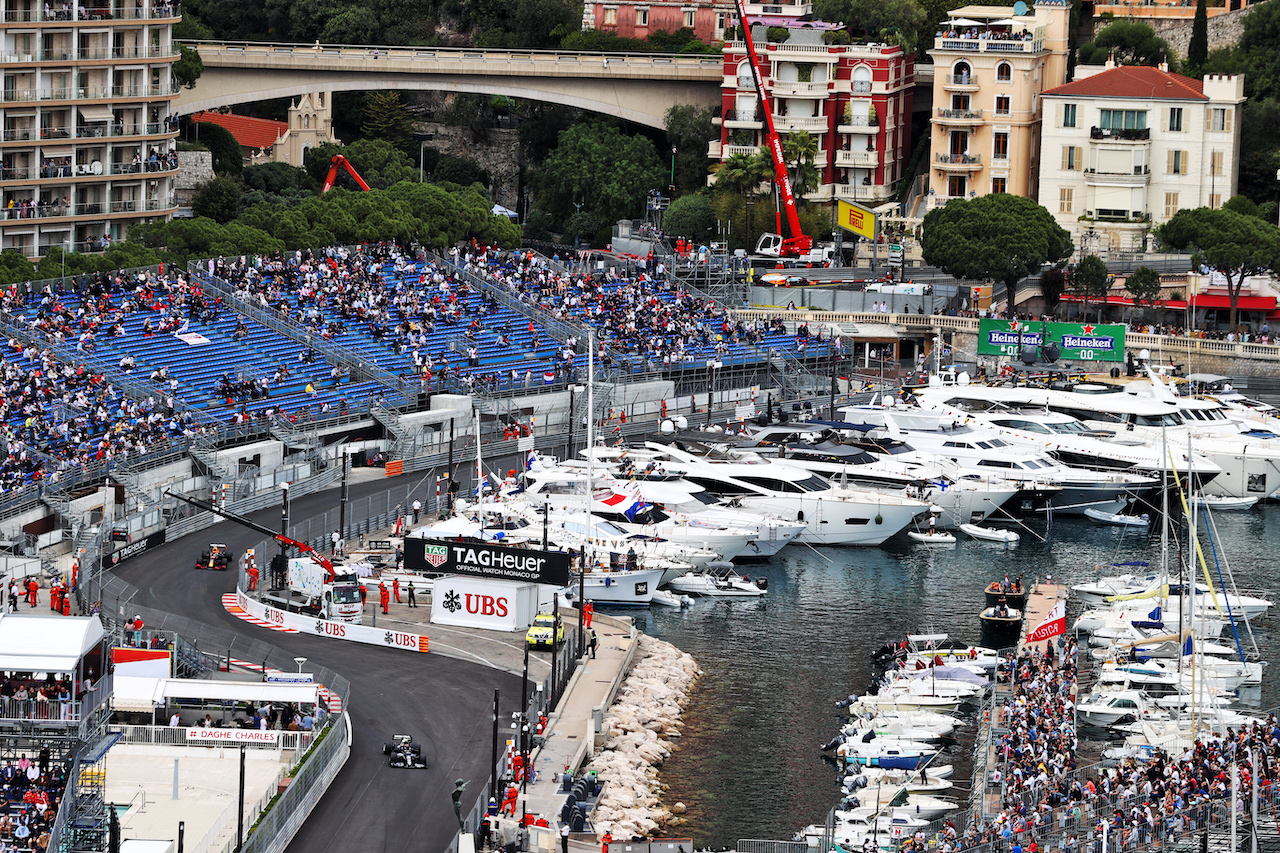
[{"xmin": 977, "ymin": 319, "xmax": 1126, "ymax": 363}]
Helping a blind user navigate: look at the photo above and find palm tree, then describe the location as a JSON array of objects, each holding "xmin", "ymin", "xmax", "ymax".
[
  {"xmin": 782, "ymin": 132, "xmax": 820, "ymax": 199},
  {"xmin": 713, "ymin": 150, "xmax": 772, "ymax": 239}
]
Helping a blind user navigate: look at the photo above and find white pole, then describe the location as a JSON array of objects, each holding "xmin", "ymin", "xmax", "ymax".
[
  {"xmin": 587, "ymin": 330, "xmax": 595, "ymax": 567},
  {"xmin": 1252, "ymin": 747, "xmax": 1259, "ymax": 853},
  {"xmin": 1231, "ymin": 754, "xmax": 1238, "ymax": 853}
]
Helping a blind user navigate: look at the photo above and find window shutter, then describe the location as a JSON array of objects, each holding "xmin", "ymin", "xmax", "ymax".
[
  {"xmin": 1161, "ymin": 107, "xmax": 1168, "ymax": 131},
  {"xmin": 1055, "ymin": 103, "xmax": 1062, "ymax": 128},
  {"xmin": 1182, "ymin": 151, "xmax": 1189, "ymax": 174},
  {"xmin": 1075, "ymin": 147, "xmax": 1082, "ymax": 170},
  {"xmin": 1205, "ymin": 109, "xmax": 1213, "ymax": 132},
  {"xmin": 1224, "ymin": 109, "xmax": 1233, "ymax": 132},
  {"xmin": 1061, "ymin": 146, "xmax": 1068, "ymax": 170},
  {"xmin": 1166, "ymin": 150, "xmax": 1174, "ymax": 174}
]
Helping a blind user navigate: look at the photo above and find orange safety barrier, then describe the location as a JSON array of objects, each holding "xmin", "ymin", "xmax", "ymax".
[{"xmin": 385, "ymin": 460, "xmax": 404, "ymax": 476}]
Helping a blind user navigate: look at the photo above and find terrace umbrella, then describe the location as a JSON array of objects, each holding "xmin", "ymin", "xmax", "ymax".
[{"xmin": 949, "ymin": 18, "xmax": 984, "ymax": 26}]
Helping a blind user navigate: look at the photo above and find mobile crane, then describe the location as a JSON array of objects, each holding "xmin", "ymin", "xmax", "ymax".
[
  {"xmin": 166, "ymin": 491, "xmax": 364, "ymax": 623},
  {"xmin": 320, "ymin": 154, "xmax": 372, "ymax": 193},
  {"xmin": 731, "ymin": 0, "xmax": 834, "ymax": 263}
]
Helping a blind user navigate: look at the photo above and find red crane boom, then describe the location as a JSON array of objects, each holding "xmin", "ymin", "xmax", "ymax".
[
  {"xmin": 321, "ymin": 154, "xmax": 372, "ymax": 193},
  {"xmin": 732, "ymin": 0, "xmax": 813, "ymax": 257}
]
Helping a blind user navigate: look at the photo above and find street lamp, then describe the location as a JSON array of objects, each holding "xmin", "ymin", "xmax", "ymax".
[
  {"xmin": 670, "ymin": 145, "xmax": 677, "ymax": 193},
  {"xmin": 294, "ymin": 656, "xmax": 307, "ymax": 672},
  {"xmin": 414, "ymin": 132, "xmax": 434, "ymax": 183}
]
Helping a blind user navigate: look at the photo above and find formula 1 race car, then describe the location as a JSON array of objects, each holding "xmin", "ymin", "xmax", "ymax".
[
  {"xmin": 195, "ymin": 543, "xmax": 233, "ymax": 571},
  {"xmin": 383, "ymin": 734, "xmax": 426, "ymax": 769}
]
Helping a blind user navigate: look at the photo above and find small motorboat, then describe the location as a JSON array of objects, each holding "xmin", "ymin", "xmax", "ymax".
[
  {"xmin": 979, "ymin": 602, "xmax": 1022, "ymax": 638},
  {"xmin": 650, "ymin": 589, "xmax": 692, "ymax": 607},
  {"xmin": 839, "ymin": 738, "xmax": 936, "ymax": 770},
  {"xmin": 961, "ymin": 524, "xmax": 1019, "ymax": 545},
  {"xmin": 1084, "ymin": 507, "xmax": 1151, "ymax": 527},
  {"xmin": 908, "ymin": 530, "xmax": 956, "ymax": 545},
  {"xmin": 1192, "ymin": 493, "xmax": 1260, "ymax": 511},
  {"xmin": 668, "ymin": 564, "xmax": 767, "ymax": 597},
  {"xmin": 983, "ymin": 579, "xmax": 1028, "ymax": 609}
]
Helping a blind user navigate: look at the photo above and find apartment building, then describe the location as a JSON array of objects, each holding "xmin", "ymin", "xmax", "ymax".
[
  {"xmin": 710, "ymin": 24, "xmax": 915, "ymax": 205},
  {"xmin": 1038, "ymin": 63, "xmax": 1245, "ymax": 254},
  {"xmin": 581, "ymin": 0, "xmax": 735, "ymax": 43},
  {"xmin": 925, "ymin": 0, "xmax": 1070, "ymax": 208},
  {"xmin": 0, "ymin": 0, "xmax": 180, "ymax": 257}
]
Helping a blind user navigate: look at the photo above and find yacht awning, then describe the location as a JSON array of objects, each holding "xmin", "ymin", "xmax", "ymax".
[{"xmin": 78, "ymin": 104, "xmax": 115, "ymax": 122}]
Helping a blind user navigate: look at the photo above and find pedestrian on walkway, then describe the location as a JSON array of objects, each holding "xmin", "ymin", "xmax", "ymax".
[
  {"xmin": 379, "ymin": 582, "xmax": 390, "ymax": 614},
  {"xmin": 247, "ymin": 561, "xmax": 259, "ymax": 591},
  {"xmin": 331, "ymin": 530, "xmax": 340, "ymax": 556},
  {"xmin": 26, "ymin": 577, "xmax": 38, "ymax": 607},
  {"xmin": 500, "ymin": 784, "xmax": 519, "ymax": 816},
  {"xmin": 412, "ymin": 499, "xmax": 422, "ymax": 523},
  {"xmin": 407, "ymin": 581, "xmax": 417, "ymax": 608},
  {"xmin": 589, "ymin": 630, "xmax": 598, "ymax": 659},
  {"xmin": 601, "ymin": 830, "xmax": 612, "ymax": 853},
  {"xmin": 583, "ymin": 601, "xmax": 593, "ymax": 629},
  {"xmin": 393, "ymin": 578, "xmax": 401, "ymax": 604},
  {"xmin": 561, "ymin": 822, "xmax": 570, "ymax": 853}
]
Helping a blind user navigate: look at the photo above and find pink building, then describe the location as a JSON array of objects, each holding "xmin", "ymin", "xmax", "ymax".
[
  {"xmin": 581, "ymin": 0, "xmax": 733, "ymax": 42},
  {"xmin": 710, "ymin": 30, "xmax": 915, "ymax": 205}
]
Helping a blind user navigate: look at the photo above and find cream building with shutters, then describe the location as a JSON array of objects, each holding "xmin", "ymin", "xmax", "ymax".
[{"xmin": 1038, "ymin": 63, "xmax": 1244, "ymax": 256}]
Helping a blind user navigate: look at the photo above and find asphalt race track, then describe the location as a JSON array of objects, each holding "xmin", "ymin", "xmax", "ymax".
[{"xmin": 111, "ymin": 475, "xmax": 526, "ymax": 853}]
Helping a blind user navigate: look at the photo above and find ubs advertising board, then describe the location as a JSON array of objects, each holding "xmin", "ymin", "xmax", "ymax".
[
  {"xmin": 405, "ymin": 538, "xmax": 571, "ymax": 586},
  {"xmin": 430, "ymin": 576, "xmax": 540, "ymax": 632},
  {"xmin": 976, "ymin": 319, "xmax": 1126, "ymax": 363}
]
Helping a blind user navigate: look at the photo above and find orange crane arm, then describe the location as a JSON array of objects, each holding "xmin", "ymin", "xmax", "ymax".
[
  {"xmin": 732, "ymin": 0, "xmax": 813, "ymax": 256},
  {"xmin": 321, "ymin": 154, "xmax": 372, "ymax": 193}
]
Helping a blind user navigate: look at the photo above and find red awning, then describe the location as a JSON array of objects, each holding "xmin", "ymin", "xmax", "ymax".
[
  {"xmin": 1058, "ymin": 294, "xmax": 1189, "ymax": 309},
  {"xmin": 1189, "ymin": 294, "xmax": 1276, "ymax": 311}
]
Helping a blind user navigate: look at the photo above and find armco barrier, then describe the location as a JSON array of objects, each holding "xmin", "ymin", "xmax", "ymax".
[{"xmin": 236, "ymin": 589, "xmax": 430, "ymax": 654}]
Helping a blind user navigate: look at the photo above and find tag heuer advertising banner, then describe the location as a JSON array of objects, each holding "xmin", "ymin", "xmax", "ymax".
[
  {"xmin": 405, "ymin": 538, "xmax": 572, "ymax": 586},
  {"xmin": 977, "ymin": 319, "xmax": 1126, "ymax": 363}
]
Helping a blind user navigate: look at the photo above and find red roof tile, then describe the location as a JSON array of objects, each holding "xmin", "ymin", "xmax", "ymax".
[
  {"xmin": 190, "ymin": 111, "xmax": 289, "ymax": 149},
  {"xmin": 1043, "ymin": 65, "xmax": 1206, "ymax": 100}
]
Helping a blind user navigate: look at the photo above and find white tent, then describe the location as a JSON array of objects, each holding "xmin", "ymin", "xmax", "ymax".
[
  {"xmin": 112, "ymin": 676, "xmax": 320, "ymax": 711},
  {"xmin": 0, "ymin": 613, "xmax": 106, "ymax": 673},
  {"xmin": 491, "ymin": 203, "xmax": 519, "ymax": 220}
]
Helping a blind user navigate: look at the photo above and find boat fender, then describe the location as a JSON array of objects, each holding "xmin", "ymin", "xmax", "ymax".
[
  {"xmin": 755, "ymin": 578, "xmax": 768, "ymax": 590},
  {"xmin": 604, "ymin": 577, "xmax": 612, "ymax": 587}
]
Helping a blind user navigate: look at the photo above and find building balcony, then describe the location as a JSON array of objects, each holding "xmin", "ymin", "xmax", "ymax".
[
  {"xmin": 929, "ymin": 193, "xmax": 966, "ymax": 208},
  {"xmin": 1, "ymin": 85, "xmax": 180, "ymax": 105},
  {"xmin": 773, "ymin": 114, "xmax": 827, "ymax": 132},
  {"xmin": 934, "ymin": 153, "xmax": 982, "ymax": 170},
  {"xmin": 833, "ymin": 182, "xmax": 888, "ymax": 202},
  {"xmin": 770, "ymin": 80, "xmax": 831, "ymax": 97},
  {"xmin": 707, "ymin": 140, "xmax": 722, "ymax": 158},
  {"xmin": 935, "ymin": 107, "xmax": 984, "ymax": 124},
  {"xmin": 723, "ymin": 143, "xmax": 760, "ymax": 158},
  {"xmin": 741, "ymin": 0, "xmax": 814, "ymax": 16},
  {"xmin": 1, "ymin": 2, "xmax": 181, "ymax": 21},
  {"xmin": 3, "ymin": 122, "xmax": 177, "ymax": 144},
  {"xmin": 837, "ymin": 116, "xmax": 879, "ymax": 132},
  {"xmin": 0, "ymin": 195, "xmax": 177, "ymax": 223},
  {"xmin": 1089, "ymin": 126, "xmax": 1151, "ymax": 141},
  {"xmin": 2, "ymin": 159, "xmax": 178, "ymax": 181},
  {"xmin": 942, "ymin": 74, "xmax": 981, "ymax": 91},
  {"xmin": 723, "ymin": 109, "xmax": 762, "ymax": 129},
  {"xmin": 757, "ymin": 42, "xmax": 841, "ymax": 61},
  {"xmin": 0, "ymin": 47, "xmax": 179, "ymax": 63},
  {"xmin": 933, "ymin": 36, "xmax": 1043, "ymax": 53},
  {"xmin": 1084, "ymin": 165, "xmax": 1152, "ymax": 185},
  {"xmin": 835, "ymin": 149, "xmax": 877, "ymax": 167}
]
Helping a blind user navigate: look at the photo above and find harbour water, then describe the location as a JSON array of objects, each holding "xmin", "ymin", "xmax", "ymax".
[{"xmin": 632, "ymin": 506, "xmax": 1280, "ymax": 848}]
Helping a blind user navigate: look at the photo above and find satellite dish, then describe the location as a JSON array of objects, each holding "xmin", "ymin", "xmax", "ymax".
[
  {"xmin": 958, "ymin": 372, "xmax": 971, "ymax": 386},
  {"xmin": 1042, "ymin": 343, "xmax": 1061, "ymax": 363},
  {"xmin": 1013, "ymin": 1, "xmax": 1029, "ymax": 14},
  {"xmin": 1021, "ymin": 345, "xmax": 1039, "ymax": 365},
  {"xmin": 660, "ymin": 420, "xmax": 675, "ymax": 434},
  {"xmin": 1139, "ymin": 348, "xmax": 1151, "ymax": 361},
  {"xmin": 675, "ymin": 416, "xmax": 688, "ymax": 430}
]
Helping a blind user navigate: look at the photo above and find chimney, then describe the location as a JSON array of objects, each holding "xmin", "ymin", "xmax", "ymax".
[{"xmin": 1158, "ymin": 61, "xmax": 1169, "ymax": 72}]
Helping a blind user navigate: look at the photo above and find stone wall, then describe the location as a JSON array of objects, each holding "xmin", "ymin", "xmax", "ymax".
[
  {"xmin": 418, "ymin": 123, "xmax": 523, "ymax": 214},
  {"xmin": 175, "ymin": 149, "xmax": 214, "ymax": 208},
  {"xmin": 1099, "ymin": 4, "xmax": 1253, "ymax": 58}
]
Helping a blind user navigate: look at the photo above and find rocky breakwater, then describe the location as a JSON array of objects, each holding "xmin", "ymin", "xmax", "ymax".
[{"xmin": 587, "ymin": 634, "xmax": 700, "ymax": 839}]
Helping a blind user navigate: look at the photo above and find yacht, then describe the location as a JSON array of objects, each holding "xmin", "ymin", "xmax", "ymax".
[
  {"xmin": 592, "ymin": 440, "xmax": 932, "ymax": 545},
  {"xmin": 840, "ymin": 406, "xmax": 1154, "ymax": 515}
]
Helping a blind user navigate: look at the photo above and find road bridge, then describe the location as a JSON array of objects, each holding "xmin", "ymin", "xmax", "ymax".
[{"xmin": 177, "ymin": 41, "xmax": 724, "ymax": 128}]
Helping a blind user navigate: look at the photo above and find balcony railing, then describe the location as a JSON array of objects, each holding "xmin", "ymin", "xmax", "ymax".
[
  {"xmin": 1, "ymin": 47, "xmax": 182, "ymax": 63},
  {"xmin": 1, "ymin": 3, "xmax": 180, "ymax": 21},
  {"xmin": 3, "ymin": 122, "xmax": 175, "ymax": 143},
  {"xmin": 934, "ymin": 36, "xmax": 1042, "ymax": 53},
  {"xmin": 725, "ymin": 108, "xmax": 759, "ymax": 123},
  {"xmin": 771, "ymin": 80, "xmax": 829, "ymax": 96},
  {"xmin": 0, "ymin": 196, "xmax": 175, "ymax": 221},
  {"xmin": 852, "ymin": 80, "xmax": 871, "ymax": 93},
  {"xmin": 774, "ymin": 114, "xmax": 827, "ymax": 131},
  {"xmin": 1, "ymin": 85, "xmax": 179, "ymax": 104},
  {"xmin": 838, "ymin": 114, "xmax": 878, "ymax": 128},
  {"xmin": 945, "ymin": 74, "xmax": 977, "ymax": 85},
  {"xmin": 936, "ymin": 107, "xmax": 984, "ymax": 120},
  {"xmin": 835, "ymin": 149, "xmax": 876, "ymax": 166},
  {"xmin": 935, "ymin": 152, "xmax": 981, "ymax": 166},
  {"xmin": 1090, "ymin": 126, "xmax": 1151, "ymax": 141}
]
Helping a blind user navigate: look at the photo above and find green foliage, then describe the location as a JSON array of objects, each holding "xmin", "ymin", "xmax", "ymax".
[
  {"xmin": 1223, "ymin": 194, "xmax": 1264, "ymax": 220},
  {"xmin": 518, "ymin": 104, "xmax": 579, "ymax": 164},
  {"xmin": 1040, "ymin": 268, "xmax": 1066, "ymax": 310},
  {"xmin": 664, "ymin": 105, "xmax": 716, "ymax": 192},
  {"xmin": 712, "ymin": 149, "xmax": 771, "ymax": 200},
  {"xmin": 1124, "ymin": 266, "xmax": 1164, "ymax": 307},
  {"xmin": 766, "ymin": 26, "xmax": 790, "ymax": 42},
  {"xmin": 1077, "ymin": 20, "xmax": 1177, "ymax": 69},
  {"xmin": 663, "ymin": 194, "xmax": 715, "ymax": 241},
  {"xmin": 823, "ymin": 30, "xmax": 852, "ymax": 44},
  {"xmin": 533, "ymin": 123, "xmax": 664, "ymax": 228},
  {"xmin": 320, "ymin": 6, "xmax": 382, "ymax": 43},
  {"xmin": 174, "ymin": 45, "xmax": 204, "ymax": 89},
  {"xmin": 192, "ymin": 176, "xmax": 245, "ymax": 224},
  {"xmin": 432, "ymin": 155, "xmax": 491, "ymax": 188},
  {"xmin": 361, "ymin": 91, "xmax": 415, "ymax": 155},
  {"xmin": 470, "ymin": 0, "xmax": 580, "ymax": 47},
  {"xmin": 304, "ymin": 139, "xmax": 417, "ymax": 190},
  {"xmin": 921, "ymin": 195, "xmax": 1073, "ymax": 290},
  {"xmin": 1238, "ymin": 99, "xmax": 1280, "ymax": 207},
  {"xmin": 0, "ymin": 249, "xmax": 36, "ymax": 285},
  {"xmin": 523, "ymin": 209, "xmax": 555, "ymax": 241},
  {"xmin": 186, "ymin": 0, "xmax": 267, "ymax": 40},
  {"xmin": 1157, "ymin": 206, "xmax": 1280, "ymax": 327},
  {"xmin": 816, "ymin": 0, "xmax": 929, "ymax": 54},
  {"xmin": 190, "ymin": 122, "xmax": 243, "ymax": 177},
  {"xmin": 241, "ymin": 162, "xmax": 317, "ymax": 208},
  {"xmin": 558, "ymin": 27, "xmax": 719, "ymax": 53},
  {"xmin": 781, "ymin": 132, "xmax": 820, "ymax": 198},
  {"xmin": 129, "ymin": 217, "xmax": 284, "ymax": 266},
  {"xmin": 1237, "ymin": 0, "xmax": 1280, "ymax": 101},
  {"xmin": 441, "ymin": 94, "xmax": 507, "ymax": 144},
  {"xmin": 1186, "ymin": 0, "xmax": 1208, "ymax": 75},
  {"xmin": 1069, "ymin": 254, "xmax": 1112, "ymax": 320},
  {"xmin": 172, "ymin": 12, "xmax": 213, "ymax": 39}
]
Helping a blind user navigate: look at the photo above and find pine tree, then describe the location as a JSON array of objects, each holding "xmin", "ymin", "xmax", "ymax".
[
  {"xmin": 1187, "ymin": 0, "xmax": 1208, "ymax": 74},
  {"xmin": 360, "ymin": 91, "xmax": 415, "ymax": 155}
]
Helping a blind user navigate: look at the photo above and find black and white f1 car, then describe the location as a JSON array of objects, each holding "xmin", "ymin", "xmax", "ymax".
[{"xmin": 383, "ymin": 734, "xmax": 426, "ymax": 768}]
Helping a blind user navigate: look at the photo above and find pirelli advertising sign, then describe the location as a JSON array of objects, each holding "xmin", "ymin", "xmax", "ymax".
[
  {"xmin": 405, "ymin": 538, "xmax": 572, "ymax": 586},
  {"xmin": 977, "ymin": 319, "xmax": 1126, "ymax": 363}
]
